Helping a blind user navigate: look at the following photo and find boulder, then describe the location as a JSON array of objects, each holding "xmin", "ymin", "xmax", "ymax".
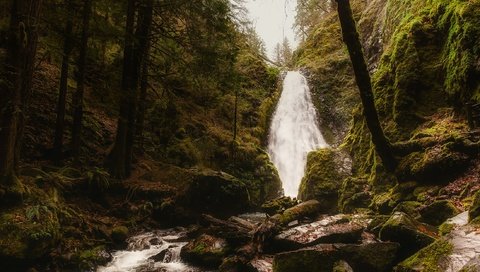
[
  {"xmin": 180, "ymin": 234, "xmax": 228, "ymax": 268},
  {"xmin": 395, "ymin": 221, "xmax": 480, "ymax": 272},
  {"xmin": 261, "ymin": 197, "xmax": 299, "ymax": 216},
  {"xmin": 298, "ymin": 148, "xmax": 351, "ymax": 213},
  {"xmin": 273, "ymin": 242, "xmax": 400, "ymax": 272},
  {"xmin": 271, "ymin": 200, "xmax": 322, "ymax": 226},
  {"xmin": 379, "ymin": 212, "xmax": 437, "ymax": 260},
  {"xmin": 183, "ymin": 170, "xmax": 251, "ymax": 217},
  {"xmin": 111, "ymin": 226, "xmax": 129, "ymax": 244},
  {"xmin": 419, "ymin": 200, "xmax": 460, "ymax": 226},
  {"xmin": 273, "ymin": 215, "xmax": 363, "ymax": 251}
]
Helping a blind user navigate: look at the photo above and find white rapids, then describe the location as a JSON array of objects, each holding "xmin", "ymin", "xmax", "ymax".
[
  {"xmin": 97, "ymin": 229, "xmax": 200, "ymax": 272},
  {"xmin": 268, "ymin": 71, "xmax": 328, "ymax": 197}
]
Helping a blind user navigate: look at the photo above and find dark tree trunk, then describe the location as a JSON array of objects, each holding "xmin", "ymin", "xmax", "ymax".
[
  {"xmin": 136, "ymin": 39, "xmax": 151, "ymax": 152},
  {"xmin": 124, "ymin": 0, "xmax": 154, "ymax": 176},
  {"xmin": 106, "ymin": 0, "xmax": 136, "ymax": 178},
  {"xmin": 0, "ymin": 0, "xmax": 41, "ymax": 185},
  {"xmin": 53, "ymin": 0, "xmax": 74, "ymax": 161},
  {"xmin": 71, "ymin": 0, "xmax": 92, "ymax": 160},
  {"xmin": 336, "ymin": 0, "xmax": 396, "ymax": 171}
]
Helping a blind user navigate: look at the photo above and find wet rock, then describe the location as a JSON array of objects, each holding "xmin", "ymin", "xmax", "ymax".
[
  {"xmin": 333, "ymin": 260, "xmax": 354, "ymax": 272},
  {"xmin": 379, "ymin": 212, "xmax": 437, "ymax": 259},
  {"xmin": 273, "ymin": 242, "xmax": 400, "ymax": 272},
  {"xmin": 181, "ymin": 234, "xmax": 228, "ymax": 268},
  {"xmin": 271, "ymin": 200, "xmax": 322, "ymax": 226},
  {"xmin": 273, "ymin": 216, "xmax": 363, "ymax": 251},
  {"xmin": 395, "ymin": 221, "xmax": 480, "ymax": 272},
  {"xmin": 298, "ymin": 148, "xmax": 352, "ymax": 213},
  {"xmin": 420, "ymin": 200, "xmax": 460, "ymax": 226},
  {"xmin": 183, "ymin": 170, "xmax": 251, "ymax": 217}
]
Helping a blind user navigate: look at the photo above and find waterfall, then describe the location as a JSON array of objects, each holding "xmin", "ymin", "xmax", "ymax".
[{"xmin": 268, "ymin": 71, "xmax": 328, "ymax": 198}]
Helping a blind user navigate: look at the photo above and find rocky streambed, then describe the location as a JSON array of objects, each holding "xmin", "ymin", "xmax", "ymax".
[{"xmin": 97, "ymin": 198, "xmax": 480, "ymax": 272}]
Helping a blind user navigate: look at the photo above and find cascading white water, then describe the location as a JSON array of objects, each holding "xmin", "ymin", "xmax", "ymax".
[{"xmin": 268, "ymin": 71, "xmax": 328, "ymax": 197}]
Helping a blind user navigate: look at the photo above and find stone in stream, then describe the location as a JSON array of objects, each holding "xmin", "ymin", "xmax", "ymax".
[
  {"xmin": 273, "ymin": 215, "xmax": 364, "ymax": 251},
  {"xmin": 379, "ymin": 212, "xmax": 437, "ymax": 260},
  {"xmin": 395, "ymin": 214, "xmax": 480, "ymax": 272},
  {"xmin": 180, "ymin": 234, "xmax": 228, "ymax": 268},
  {"xmin": 272, "ymin": 242, "xmax": 400, "ymax": 272}
]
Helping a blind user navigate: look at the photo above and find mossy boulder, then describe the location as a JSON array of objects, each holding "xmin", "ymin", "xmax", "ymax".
[
  {"xmin": 183, "ymin": 169, "xmax": 251, "ymax": 217},
  {"xmin": 469, "ymin": 190, "xmax": 480, "ymax": 222},
  {"xmin": 298, "ymin": 148, "xmax": 351, "ymax": 213},
  {"xmin": 181, "ymin": 234, "xmax": 228, "ymax": 268},
  {"xmin": 110, "ymin": 226, "xmax": 129, "ymax": 244},
  {"xmin": 273, "ymin": 242, "xmax": 400, "ymax": 272},
  {"xmin": 338, "ymin": 177, "xmax": 372, "ymax": 213},
  {"xmin": 271, "ymin": 200, "xmax": 322, "ymax": 226},
  {"xmin": 393, "ymin": 201, "xmax": 422, "ymax": 219},
  {"xmin": 419, "ymin": 200, "xmax": 460, "ymax": 226},
  {"xmin": 394, "ymin": 240, "xmax": 453, "ymax": 272},
  {"xmin": 379, "ymin": 212, "xmax": 437, "ymax": 260},
  {"xmin": 261, "ymin": 196, "xmax": 299, "ymax": 216},
  {"xmin": 396, "ymin": 145, "xmax": 470, "ymax": 184},
  {"xmin": 371, "ymin": 182, "xmax": 417, "ymax": 214}
]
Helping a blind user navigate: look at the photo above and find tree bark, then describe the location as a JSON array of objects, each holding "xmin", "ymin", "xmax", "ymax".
[
  {"xmin": 0, "ymin": 0, "xmax": 42, "ymax": 184},
  {"xmin": 106, "ymin": 0, "xmax": 136, "ymax": 178},
  {"xmin": 71, "ymin": 0, "xmax": 92, "ymax": 160},
  {"xmin": 336, "ymin": 0, "xmax": 396, "ymax": 171},
  {"xmin": 53, "ymin": 0, "xmax": 74, "ymax": 161},
  {"xmin": 136, "ymin": 39, "xmax": 151, "ymax": 152}
]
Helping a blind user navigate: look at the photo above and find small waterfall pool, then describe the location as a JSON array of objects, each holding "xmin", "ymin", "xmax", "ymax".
[{"xmin": 268, "ymin": 71, "xmax": 328, "ymax": 198}]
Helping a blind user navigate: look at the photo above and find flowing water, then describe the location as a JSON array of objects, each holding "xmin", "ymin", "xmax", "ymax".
[
  {"xmin": 97, "ymin": 228, "xmax": 201, "ymax": 272},
  {"xmin": 268, "ymin": 71, "xmax": 328, "ymax": 197}
]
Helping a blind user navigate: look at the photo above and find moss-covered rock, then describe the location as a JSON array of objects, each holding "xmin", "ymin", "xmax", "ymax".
[
  {"xmin": 393, "ymin": 201, "xmax": 422, "ymax": 219},
  {"xmin": 273, "ymin": 242, "xmax": 399, "ymax": 272},
  {"xmin": 298, "ymin": 148, "xmax": 351, "ymax": 213},
  {"xmin": 182, "ymin": 169, "xmax": 251, "ymax": 217},
  {"xmin": 271, "ymin": 200, "xmax": 322, "ymax": 226},
  {"xmin": 379, "ymin": 212, "xmax": 437, "ymax": 260},
  {"xmin": 261, "ymin": 196, "xmax": 299, "ymax": 216},
  {"xmin": 395, "ymin": 240, "xmax": 453, "ymax": 272},
  {"xmin": 338, "ymin": 177, "xmax": 372, "ymax": 213},
  {"xmin": 181, "ymin": 234, "xmax": 228, "ymax": 268},
  {"xmin": 469, "ymin": 190, "xmax": 480, "ymax": 222},
  {"xmin": 110, "ymin": 226, "xmax": 129, "ymax": 244},
  {"xmin": 419, "ymin": 200, "xmax": 460, "ymax": 226}
]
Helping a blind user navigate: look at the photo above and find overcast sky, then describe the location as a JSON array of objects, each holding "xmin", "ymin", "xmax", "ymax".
[{"xmin": 243, "ymin": 0, "xmax": 299, "ymax": 59}]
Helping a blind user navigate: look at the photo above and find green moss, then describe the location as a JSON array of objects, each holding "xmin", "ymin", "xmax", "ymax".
[
  {"xmin": 469, "ymin": 190, "xmax": 480, "ymax": 222},
  {"xmin": 110, "ymin": 226, "xmax": 129, "ymax": 243},
  {"xmin": 438, "ymin": 222, "xmax": 454, "ymax": 235},
  {"xmin": 398, "ymin": 240, "xmax": 453, "ymax": 272}
]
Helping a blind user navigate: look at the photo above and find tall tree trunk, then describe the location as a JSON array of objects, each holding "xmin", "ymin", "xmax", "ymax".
[
  {"xmin": 0, "ymin": 0, "xmax": 41, "ymax": 186},
  {"xmin": 106, "ymin": 0, "xmax": 136, "ymax": 178},
  {"xmin": 71, "ymin": 0, "xmax": 92, "ymax": 160},
  {"xmin": 53, "ymin": 0, "xmax": 74, "ymax": 161},
  {"xmin": 336, "ymin": 0, "xmax": 396, "ymax": 171},
  {"xmin": 124, "ymin": 0, "xmax": 154, "ymax": 176},
  {"xmin": 136, "ymin": 39, "xmax": 151, "ymax": 153}
]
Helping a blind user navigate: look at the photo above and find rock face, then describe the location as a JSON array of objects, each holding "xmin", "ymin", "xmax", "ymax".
[
  {"xmin": 298, "ymin": 148, "xmax": 351, "ymax": 213},
  {"xmin": 180, "ymin": 234, "xmax": 228, "ymax": 268},
  {"xmin": 395, "ymin": 212, "xmax": 480, "ymax": 272},
  {"xmin": 379, "ymin": 212, "xmax": 437, "ymax": 259},
  {"xmin": 273, "ymin": 242, "xmax": 400, "ymax": 272},
  {"xmin": 469, "ymin": 191, "xmax": 480, "ymax": 222},
  {"xmin": 183, "ymin": 170, "xmax": 251, "ymax": 216},
  {"xmin": 273, "ymin": 215, "xmax": 363, "ymax": 251}
]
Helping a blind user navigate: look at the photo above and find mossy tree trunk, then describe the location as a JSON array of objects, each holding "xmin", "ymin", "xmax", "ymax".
[
  {"xmin": 336, "ymin": 0, "xmax": 397, "ymax": 171},
  {"xmin": 71, "ymin": 0, "xmax": 92, "ymax": 161},
  {"xmin": 0, "ymin": 0, "xmax": 41, "ymax": 185},
  {"xmin": 53, "ymin": 0, "xmax": 74, "ymax": 161}
]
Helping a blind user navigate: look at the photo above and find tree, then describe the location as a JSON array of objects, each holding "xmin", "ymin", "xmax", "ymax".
[
  {"xmin": 71, "ymin": 0, "xmax": 92, "ymax": 160},
  {"xmin": 53, "ymin": 0, "xmax": 74, "ymax": 160},
  {"xmin": 336, "ymin": 0, "xmax": 396, "ymax": 171},
  {"xmin": 0, "ymin": 0, "xmax": 42, "ymax": 185}
]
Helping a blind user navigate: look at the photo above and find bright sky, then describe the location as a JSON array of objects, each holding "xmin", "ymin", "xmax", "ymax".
[{"xmin": 243, "ymin": 0, "xmax": 299, "ymax": 59}]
